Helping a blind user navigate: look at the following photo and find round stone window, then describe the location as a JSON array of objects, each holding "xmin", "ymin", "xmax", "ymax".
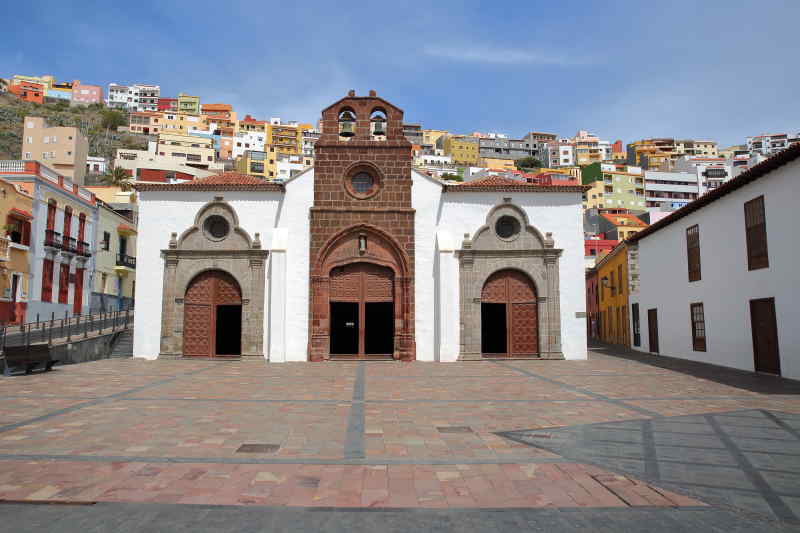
[
  {"xmin": 350, "ymin": 172, "xmax": 375, "ymax": 196},
  {"xmin": 495, "ymin": 216, "xmax": 521, "ymax": 240},
  {"xmin": 204, "ymin": 215, "xmax": 230, "ymax": 240}
]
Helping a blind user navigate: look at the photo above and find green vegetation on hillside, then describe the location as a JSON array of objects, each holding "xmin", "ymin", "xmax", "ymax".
[{"xmin": 0, "ymin": 93, "xmax": 148, "ymax": 162}]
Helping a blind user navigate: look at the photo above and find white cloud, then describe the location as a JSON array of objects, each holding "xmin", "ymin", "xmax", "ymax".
[{"xmin": 422, "ymin": 45, "xmax": 591, "ymax": 66}]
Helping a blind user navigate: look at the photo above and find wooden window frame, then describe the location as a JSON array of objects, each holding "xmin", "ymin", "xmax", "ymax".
[
  {"xmin": 744, "ymin": 196, "xmax": 769, "ymax": 271},
  {"xmin": 686, "ymin": 224, "xmax": 701, "ymax": 282},
  {"xmin": 631, "ymin": 303, "xmax": 641, "ymax": 347},
  {"xmin": 41, "ymin": 259, "xmax": 54, "ymax": 302},
  {"xmin": 690, "ymin": 302, "xmax": 707, "ymax": 352},
  {"xmin": 58, "ymin": 263, "xmax": 70, "ymax": 304}
]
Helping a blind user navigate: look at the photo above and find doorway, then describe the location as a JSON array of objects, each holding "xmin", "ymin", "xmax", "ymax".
[
  {"xmin": 329, "ymin": 262, "xmax": 394, "ymax": 358},
  {"xmin": 183, "ymin": 270, "xmax": 242, "ymax": 357},
  {"xmin": 750, "ymin": 297, "xmax": 780, "ymax": 375},
  {"xmin": 480, "ymin": 269, "xmax": 538, "ymax": 357},
  {"xmin": 647, "ymin": 309, "xmax": 659, "ymax": 353}
]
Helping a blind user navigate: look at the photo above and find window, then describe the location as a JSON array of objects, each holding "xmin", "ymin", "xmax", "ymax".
[
  {"xmin": 610, "ymin": 271, "xmax": 616, "ymax": 296},
  {"xmin": 690, "ymin": 302, "xmax": 706, "ymax": 351},
  {"xmin": 686, "ymin": 225, "xmax": 701, "ymax": 282},
  {"xmin": 495, "ymin": 216, "xmax": 520, "ymax": 239},
  {"xmin": 41, "ymin": 259, "xmax": 54, "ymax": 302},
  {"xmin": 46, "ymin": 200, "xmax": 57, "ymax": 230},
  {"xmin": 744, "ymin": 196, "xmax": 768, "ymax": 270},
  {"xmin": 631, "ymin": 303, "xmax": 641, "ymax": 347},
  {"xmin": 58, "ymin": 263, "xmax": 70, "ymax": 304},
  {"xmin": 102, "ymin": 231, "xmax": 111, "ymax": 251},
  {"xmin": 617, "ymin": 264, "xmax": 624, "ymax": 295},
  {"xmin": 6, "ymin": 215, "xmax": 31, "ymax": 246}
]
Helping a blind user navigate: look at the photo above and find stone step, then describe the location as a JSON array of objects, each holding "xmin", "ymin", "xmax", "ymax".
[{"xmin": 110, "ymin": 330, "xmax": 134, "ymax": 358}]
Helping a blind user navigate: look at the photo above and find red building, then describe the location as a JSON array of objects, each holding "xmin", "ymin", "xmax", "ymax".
[
  {"xmin": 157, "ymin": 97, "xmax": 177, "ymax": 112},
  {"xmin": 9, "ymin": 81, "xmax": 45, "ymax": 104},
  {"xmin": 585, "ymin": 239, "xmax": 618, "ymax": 258}
]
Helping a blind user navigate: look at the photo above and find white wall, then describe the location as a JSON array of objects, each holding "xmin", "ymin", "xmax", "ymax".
[
  {"xmin": 133, "ymin": 190, "xmax": 282, "ymax": 359},
  {"xmin": 631, "ymin": 159, "xmax": 800, "ymax": 378},
  {"xmin": 412, "ymin": 171, "xmax": 443, "ymax": 361},
  {"xmin": 437, "ymin": 190, "xmax": 588, "ymax": 360}
]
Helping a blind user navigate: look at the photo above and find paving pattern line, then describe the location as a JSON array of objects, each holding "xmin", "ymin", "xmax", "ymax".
[
  {"xmin": 0, "ymin": 453, "xmax": 570, "ymax": 466},
  {"xmin": 760, "ymin": 410, "xmax": 800, "ymax": 440},
  {"xmin": 491, "ymin": 360, "xmax": 663, "ymax": 418},
  {"xmin": 705, "ymin": 413, "xmax": 798, "ymax": 523},
  {"xmin": 343, "ymin": 361, "xmax": 365, "ymax": 460},
  {"xmin": 0, "ymin": 363, "xmax": 223, "ymax": 434}
]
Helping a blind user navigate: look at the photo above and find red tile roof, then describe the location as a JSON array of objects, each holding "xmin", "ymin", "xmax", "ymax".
[
  {"xmin": 134, "ymin": 172, "xmax": 284, "ymax": 191},
  {"xmin": 601, "ymin": 213, "xmax": 647, "ymax": 227},
  {"xmin": 444, "ymin": 174, "xmax": 589, "ymax": 192}
]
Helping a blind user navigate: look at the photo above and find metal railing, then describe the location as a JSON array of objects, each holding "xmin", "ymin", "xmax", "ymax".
[
  {"xmin": 44, "ymin": 229, "xmax": 62, "ymax": 249},
  {"xmin": 116, "ymin": 253, "xmax": 136, "ymax": 269},
  {"xmin": 77, "ymin": 241, "xmax": 91, "ymax": 257},
  {"xmin": 0, "ymin": 306, "xmax": 135, "ymax": 355},
  {"xmin": 62, "ymin": 236, "xmax": 77, "ymax": 253}
]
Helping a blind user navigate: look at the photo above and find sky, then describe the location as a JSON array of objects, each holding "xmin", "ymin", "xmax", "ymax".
[{"xmin": 2, "ymin": 1, "xmax": 798, "ymax": 147}]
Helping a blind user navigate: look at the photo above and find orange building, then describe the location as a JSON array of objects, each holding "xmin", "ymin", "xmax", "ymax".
[{"xmin": 9, "ymin": 81, "xmax": 45, "ymax": 104}]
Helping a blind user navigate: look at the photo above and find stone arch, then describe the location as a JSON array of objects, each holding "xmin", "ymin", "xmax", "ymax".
[
  {"xmin": 309, "ymin": 224, "xmax": 414, "ymax": 361},
  {"xmin": 457, "ymin": 200, "xmax": 563, "ymax": 359},
  {"xmin": 479, "ymin": 268, "xmax": 539, "ymax": 357},
  {"xmin": 159, "ymin": 196, "xmax": 268, "ymax": 358},
  {"xmin": 182, "ymin": 269, "xmax": 243, "ymax": 357}
]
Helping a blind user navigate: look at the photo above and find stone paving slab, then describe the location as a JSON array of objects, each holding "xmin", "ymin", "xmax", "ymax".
[
  {"xmin": 0, "ymin": 460, "xmax": 702, "ymax": 508},
  {"xmin": 1, "ymin": 342, "xmax": 799, "ymax": 530}
]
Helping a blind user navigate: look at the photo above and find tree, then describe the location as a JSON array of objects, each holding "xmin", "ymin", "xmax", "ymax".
[
  {"xmin": 440, "ymin": 172, "xmax": 462, "ymax": 182},
  {"xmin": 515, "ymin": 157, "xmax": 543, "ymax": 171},
  {"xmin": 100, "ymin": 109, "xmax": 127, "ymax": 130},
  {"xmin": 102, "ymin": 164, "xmax": 132, "ymax": 190}
]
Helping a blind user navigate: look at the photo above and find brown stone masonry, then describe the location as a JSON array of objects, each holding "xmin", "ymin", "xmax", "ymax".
[{"xmin": 308, "ymin": 91, "xmax": 416, "ymax": 361}]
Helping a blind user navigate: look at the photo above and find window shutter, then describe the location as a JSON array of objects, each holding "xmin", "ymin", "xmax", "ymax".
[
  {"xmin": 686, "ymin": 225, "xmax": 701, "ymax": 282},
  {"xmin": 744, "ymin": 196, "xmax": 769, "ymax": 270}
]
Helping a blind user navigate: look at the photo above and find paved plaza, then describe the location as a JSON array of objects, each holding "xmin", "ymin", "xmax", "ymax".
[{"xmin": 1, "ymin": 342, "xmax": 800, "ymax": 531}]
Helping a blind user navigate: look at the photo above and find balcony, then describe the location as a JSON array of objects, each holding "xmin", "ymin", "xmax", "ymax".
[
  {"xmin": 44, "ymin": 229, "xmax": 62, "ymax": 249},
  {"xmin": 61, "ymin": 236, "xmax": 77, "ymax": 255},
  {"xmin": 116, "ymin": 253, "xmax": 136, "ymax": 270},
  {"xmin": 77, "ymin": 241, "xmax": 91, "ymax": 257}
]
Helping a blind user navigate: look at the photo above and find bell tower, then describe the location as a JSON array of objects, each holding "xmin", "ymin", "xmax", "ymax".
[{"xmin": 308, "ymin": 90, "xmax": 415, "ymax": 361}]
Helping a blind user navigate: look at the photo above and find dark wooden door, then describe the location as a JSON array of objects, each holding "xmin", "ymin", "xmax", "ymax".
[
  {"xmin": 183, "ymin": 270, "xmax": 242, "ymax": 357},
  {"xmin": 647, "ymin": 308, "xmax": 659, "ymax": 354},
  {"xmin": 73, "ymin": 268, "xmax": 84, "ymax": 315},
  {"xmin": 481, "ymin": 269, "xmax": 538, "ymax": 357},
  {"xmin": 750, "ymin": 298, "xmax": 780, "ymax": 375},
  {"xmin": 330, "ymin": 262, "xmax": 394, "ymax": 357}
]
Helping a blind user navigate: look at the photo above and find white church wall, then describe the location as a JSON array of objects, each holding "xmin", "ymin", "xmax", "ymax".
[
  {"xmin": 133, "ymin": 190, "xmax": 282, "ymax": 359},
  {"xmin": 439, "ymin": 191, "xmax": 588, "ymax": 360},
  {"xmin": 411, "ymin": 170, "xmax": 444, "ymax": 362},
  {"xmin": 276, "ymin": 169, "xmax": 314, "ymax": 362}
]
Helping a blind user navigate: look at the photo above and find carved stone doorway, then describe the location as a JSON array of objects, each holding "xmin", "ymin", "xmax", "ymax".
[
  {"xmin": 183, "ymin": 270, "xmax": 242, "ymax": 357},
  {"xmin": 480, "ymin": 269, "xmax": 539, "ymax": 357},
  {"xmin": 329, "ymin": 262, "xmax": 394, "ymax": 359}
]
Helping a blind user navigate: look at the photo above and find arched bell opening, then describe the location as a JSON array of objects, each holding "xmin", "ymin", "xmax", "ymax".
[
  {"xmin": 369, "ymin": 108, "xmax": 387, "ymax": 140},
  {"xmin": 338, "ymin": 108, "xmax": 356, "ymax": 140}
]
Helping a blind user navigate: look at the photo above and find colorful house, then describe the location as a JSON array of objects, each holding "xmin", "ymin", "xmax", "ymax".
[
  {"xmin": 0, "ymin": 178, "xmax": 34, "ymax": 324},
  {"xmin": 595, "ymin": 242, "xmax": 630, "ymax": 347}
]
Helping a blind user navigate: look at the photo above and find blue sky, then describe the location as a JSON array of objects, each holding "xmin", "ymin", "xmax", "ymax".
[{"xmin": 2, "ymin": 1, "xmax": 798, "ymax": 147}]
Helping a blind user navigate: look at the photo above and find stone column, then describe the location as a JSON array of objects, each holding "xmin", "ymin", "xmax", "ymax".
[
  {"xmin": 544, "ymin": 254, "xmax": 562, "ymax": 357},
  {"xmin": 160, "ymin": 254, "xmax": 179, "ymax": 355}
]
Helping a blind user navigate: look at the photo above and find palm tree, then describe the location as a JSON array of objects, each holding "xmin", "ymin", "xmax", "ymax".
[{"xmin": 102, "ymin": 164, "xmax": 132, "ymax": 191}]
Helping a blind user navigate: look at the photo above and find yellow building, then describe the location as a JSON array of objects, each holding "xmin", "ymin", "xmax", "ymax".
[
  {"xmin": 155, "ymin": 133, "xmax": 215, "ymax": 167},
  {"xmin": 159, "ymin": 112, "xmax": 209, "ymax": 135},
  {"xmin": 177, "ymin": 93, "xmax": 200, "ymax": 114},
  {"xmin": 628, "ymin": 138, "xmax": 719, "ymax": 169},
  {"xmin": 423, "ymin": 129, "xmax": 448, "ymax": 147},
  {"xmin": 0, "ymin": 179, "xmax": 33, "ymax": 324},
  {"xmin": 596, "ymin": 243, "xmax": 630, "ymax": 347},
  {"xmin": 582, "ymin": 165, "xmax": 645, "ymax": 210},
  {"xmin": 94, "ymin": 203, "xmax": 137, "ymax": 310},
  {"xmin": 443, "ymin": 136, "xmax": 479, "ymax": 165},
  {"xmin": 481, "ymin": 157, "xmax": 516, "ymax": 171},
  {"xmin": 235, "ymin": 150, "xmax": 269, "ymax": 179}
]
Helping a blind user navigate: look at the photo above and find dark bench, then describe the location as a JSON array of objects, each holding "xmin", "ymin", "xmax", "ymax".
[{"xmin": 1, "ymin": 344, "xmax": 59, "ymax": 376}]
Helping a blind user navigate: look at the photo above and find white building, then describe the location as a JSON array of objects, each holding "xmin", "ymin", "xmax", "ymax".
[
  {"xmin": 629, "ymin": 144, "xmax": 800, "ymax": 379},
  {"xmin": 85, "ymin": 156, "xmax": 107, "ymax": 175},
  {"xmin": 275, "ymin": 153, "xmax": 309, "ymax": 181},
  {"xmin": 131, "ymin": 92, "xmax": 588, "ymax": 363},
  {"xmin": 231, "ymin": 131, "xmax": 266, "ymax": 160},
  {"xmin": 644, "ymin": 170, "xmax": 700, "ymax": 209},
  {"xmin": 539, "ymin": 139, "xmax": 575, "ymax": 168},
  {"xmin": 106, "ymin": 83, "xmax": 161, "ymax": 112},
  {"xmin": 746, "ymin": 133, "xmax": 800, "ymax": 157}
]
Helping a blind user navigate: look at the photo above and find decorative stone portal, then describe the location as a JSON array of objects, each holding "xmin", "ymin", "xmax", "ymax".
[
  {"xmin": 458, "ymin": 201, "xmax": 563, "ymax": 360},
  {"xmin": 310, "ymin": 225, "xmax": 413, "ymax": 360},
  {"xmin": 159, "ymin": 197, "xmax": 268, "ymax": 358},
  {"xmin": 183, "ymin": 270, "xmax": 242, "ymax": 357},
  {"xmin": 481, "ymin": 269, "xmax": 539, "ymax": 357}
]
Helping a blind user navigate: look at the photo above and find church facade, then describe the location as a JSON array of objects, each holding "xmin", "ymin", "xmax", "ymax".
[{"xmin": 133, "ymin": 92, "xmax": 588, "ymax": 362}]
